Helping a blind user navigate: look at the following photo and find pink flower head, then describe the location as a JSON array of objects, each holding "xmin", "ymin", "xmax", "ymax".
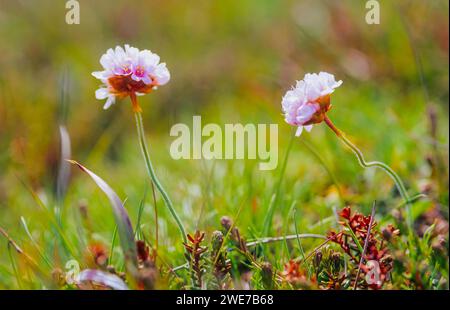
[
  {"xmin": 282, "ymin": 72, "xmax": 342, "ymax": 136},
  {"xmin": 92, "ymin": 45, "xmax": 171, "ymax": 110}
]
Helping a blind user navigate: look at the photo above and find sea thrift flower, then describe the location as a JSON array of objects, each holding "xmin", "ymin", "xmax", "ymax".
[
  {"xmin": 279, "ymin": 71, "xmax": 412, "ymax": 234},
  {"xmin": 92, "ymin": 45, "xmax": 170, "ymax": 111},
  {"xmin": 281, "ymin": 72, "xmax": 342, "ymax": 136},
  {"xmin": 91, "ymin": 45, "xmax": 188, "ymax": 264}
]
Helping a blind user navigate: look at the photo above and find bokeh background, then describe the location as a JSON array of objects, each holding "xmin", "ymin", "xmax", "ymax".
[{"xmin": 0, "ymin": 0, "xmax": 448, "ymax": 289}]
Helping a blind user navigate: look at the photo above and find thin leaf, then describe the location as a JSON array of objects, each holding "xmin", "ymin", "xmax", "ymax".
[
  {"xmin": 345, "ymin": 223, "xmax": 364, "ymax": 254},
  {"xmin": 134, "ymin": 186, "xmax": 147, "ymax": 240},
  {"xmin": 20, "ymin": 217, "xmax": 53, "ymax": 269},
  {"xmin": 353, "ymin": 201, "xmax": 376, "ymax": 290},
  {"xmin": 79, "ymin": 269, "xmax": 129, "ymax": 290},
  {"xmin": 245, "ymin": 233, "xmax": 326, "ymax": 247},
  {"xmin": 109, "ymin": 225, "xmax": 118, "ymax": 265},
  {"xmin": 293, "ymin": 207, "xmax": 314, "ymax": 276},
  {"xmin": 262, "ymin": 129, "xmax": 295, "ymax": 236},
  {"xmin": 16, "ymin": 176, "xmax": 77, "ymax": 257},
  {"xmin": 57, "ymin": 125, "xmax": 71, "ymax": 201},
  {"xmin": 7, "ymin": 244, "xmax": 22, "ymax": 289},
  {"xmin": 67, "ymin": 160, "xmax": 138, "ymax": 275},
  {"xmin": 0, "ymin": 226, "xmax": 46, "ymax": 282}
]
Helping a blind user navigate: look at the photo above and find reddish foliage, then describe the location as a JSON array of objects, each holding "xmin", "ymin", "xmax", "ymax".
[
  {"xmin": 184, "ymin": 231, "xmax": 207, "ymax": 288},
  {"xmin": 281, "ymin": 260, "xmax": 315, "ymax": 288},
  {"xmin": 136, "ymin": 240, "xmax": 150, "ymax": 263},
  {"xmin": 88, "ymin": 242, "xmax": 108, "ymax": 267},
  {"xmin": 327, "ymin": 206, "xmax": 398, "ymax": 289}
]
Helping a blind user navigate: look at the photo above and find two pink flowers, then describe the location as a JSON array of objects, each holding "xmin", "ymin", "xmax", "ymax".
[{"xmin": 92, "ymin": 45, "xmax": 342, "ymax": 134}]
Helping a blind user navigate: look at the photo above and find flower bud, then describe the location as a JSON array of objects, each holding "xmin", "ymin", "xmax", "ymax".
[
  {"xmin": 331, "ymin": 252, "xmax": 342, "ymax": 271},
  {"xmin": 211, "ymin": 230, "xmax": 224, "ymax": 253},
  {"xmin": 220, "ymin": 216, "xmax": 233, "ymax": 232},
  {"xmin": 260, "ymin": 262, "xmax": 274, "ymax": 289},
  {"xmin": 313, "ymin": 251, "xmax": 323, "ymax": 269}
]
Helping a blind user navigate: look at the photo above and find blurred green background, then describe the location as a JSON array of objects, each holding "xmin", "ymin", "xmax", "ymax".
[{"xmin": 0, "ymin": 0, "xmax": 448, "ymax": 289}]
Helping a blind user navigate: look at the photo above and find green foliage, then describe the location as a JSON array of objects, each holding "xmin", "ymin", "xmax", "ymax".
[{"xmin": 0, "ymin": 0, "xmax": 448, "ymax": 290}]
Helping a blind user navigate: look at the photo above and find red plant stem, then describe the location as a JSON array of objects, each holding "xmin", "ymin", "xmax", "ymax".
[
  {"xmin": 130, "ymin": 92, "xmax": 142, "ymax": 113},
  {"xmin": 301, "ymin": 232, "xmax": 344, "ymax": 265},
  {"xmin": 324, "ymin": 115, "xmax": 342, "ymax": 137}
]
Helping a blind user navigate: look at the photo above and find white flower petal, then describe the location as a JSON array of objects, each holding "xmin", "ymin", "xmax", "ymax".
[
  {"xmin": 304, "ymin": 125, "xmax": 313, "ymax": 132},
  {"xmin": 100, "ymin": 55, "xmax": 115, "ymax": 71},
  {"xmin": 115, "ymin": 46, "xmax": 126, "ymax": 60},
  {"xmin": 130, "ymin": 74, "xmax": 140, "ymax": 82},
  {"xmin": 302, "ymin": 72, "xmax": 342, "ymax": 101},
  {"xmin": 140, "ymin": 50, "xmax": 160, "ymax": 68},
  {"xmin": 296, "ymin": 104, "xmax": 319, "ymax": 125},
  {"xmin": 95, "ymin": 88, "xmax": 110, "ymax": 100},
  {"xmin": 153, "ymin": 63, "xmax": 170, "ymax": 85},
  {"xmin": 282, "ymin": 90, "xmax": 305, "ymax": 112},
  {"xmin": 92, "ymin": 70, "xmax": 111, "ymax": 80},
  {"xmin": 103, "ymin": 96, "xmax": 115, "ymax": 110},
  {"xmin": 125, "ymin": 45, "xmax": 139, "ymax": 60},
  {"xmin": 295, "ymin": 126, "xmax": 304, "ymax": 137},
  {"xmin": 142, "ymin": 75, "xmax": 152, "ymax": 85}
]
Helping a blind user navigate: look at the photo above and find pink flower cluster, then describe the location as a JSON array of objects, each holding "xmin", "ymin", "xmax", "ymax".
[
  {"xmin": 282, "ymin": 72, "xmax": 342, "ymax": 136},
  {"xmin": 92, "ymin": 45, "xmax": 170, "ymax": 109}
]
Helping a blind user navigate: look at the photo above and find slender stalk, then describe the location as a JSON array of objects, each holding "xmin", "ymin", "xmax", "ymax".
[
  {"xmin": 150, "ymin": 181, "xmax": 159, "ymax": 257},
  {"xmin": 246, "ymin": 233, "xmax": 326, "ymax": 247},
  {"xmin": 7, "ymin": 244, "xmax": 22, "ymax": 289},
  {"xmin": 353, "ymin": 201, "xmax": 376, "ymax": 290},
  {"xmin": 262, "ymin": 129, "xmax": 296, "ymax": 236},
  {"xmin": 293, "ymin": 209, "xmax": 308, "ymax": 264},
  {"xmin": 131, "ymin": 94, "xmax": 187, "ymax": 244},
  {"xmin": 108, "ymin": 225, "xmax": 118, "ymax": 265},
  {"xmin": 324, "ymin": 116, "xmax": 413, "ymax": 231}
]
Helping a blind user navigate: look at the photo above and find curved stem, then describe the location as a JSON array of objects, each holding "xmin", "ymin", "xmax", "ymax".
[
  {"xmin": 324, "ymin": 116, "xmax": 413, "ymax": 231},
  {"xmin": 131, "ymin": 95, "xmax": 187, "ymax": 244}
]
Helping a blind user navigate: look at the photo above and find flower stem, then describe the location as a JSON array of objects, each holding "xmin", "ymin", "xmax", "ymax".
[
  {"xmin": 324, "ymin": 115, "xmax": 413, "ymax": 231},
  {"xmin": 131, "ymin": 95, "xmax": 187, "ymax": 244}
]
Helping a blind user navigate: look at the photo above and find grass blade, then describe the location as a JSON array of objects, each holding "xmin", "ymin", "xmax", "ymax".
[
  {"xmin": 262, "ymin": 129, "xmax": 296, "ymax": 236},
  {"xmin": 79, "ymin": 269, "xmax": 129, "ymax": 290},
  {"xmin": 67, "ymin": 160, "xmax": 138, "ymax": 276},
  {"xmin": 353, "ymin": 201, "xmax": 376, "ymax": 290},
  {"xmin": 7, "ymin": 244, "xmax": 22, "ymax": 289},
  {"xmin": 134, "ymin": 186, "xmax": 148, "ymax": 240},
  {"xmin": 20, "ymin": 217, "xmax": 53, "ymax": 269},
  {"xmin": 245, "ymin": 233, "xmax": 326, "ymax": 247},
  {"xmin": 57, "ymin": 125, "xmax": 71, "ymax": 201},
  {"xmin": 108, "ymin": 225, "xmax": 118, "ymax": 265}
]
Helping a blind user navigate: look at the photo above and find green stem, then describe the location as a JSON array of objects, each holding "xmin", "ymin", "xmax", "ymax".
[
  {"xmin": 132, "ymin": 96, "xmax": 187, "ymax": 244},
  {"xmin": 324, "ymin": 116, "xmax": 413, "ymax": 231},
  {"xmin": 262, "ymin": 129, "xmax": 296, "ymax": 236}
]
